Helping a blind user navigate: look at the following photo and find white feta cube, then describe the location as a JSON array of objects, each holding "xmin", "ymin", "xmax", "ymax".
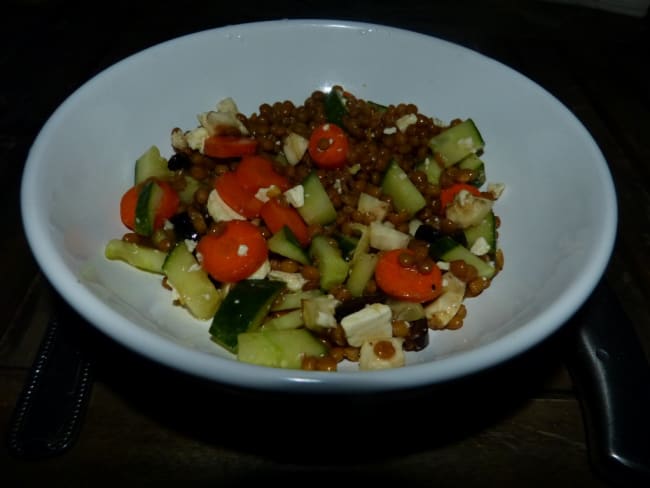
[{"xmin": 340, "ymin": 303, "xmax": 393, "ymax": 347}]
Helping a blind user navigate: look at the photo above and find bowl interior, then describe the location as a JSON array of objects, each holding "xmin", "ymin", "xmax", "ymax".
[{"xmin": 21, "ymin": 19, "xmax": 617, "ymax": 392}]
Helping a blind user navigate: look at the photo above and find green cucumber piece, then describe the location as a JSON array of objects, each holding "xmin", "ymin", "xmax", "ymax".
[
  {"xmin": 457, "ymin": 153, "xmax": 486, "ymax": 187},
  {"xmin": 162, "ymin": 243, "xmax": 222, "ymax": 320},
  {"xmin": 209, "ymin": 279, "xmax": 286, "ymax": 353},
  {"xmin": 463, "ymin": 210, "xmax": 497, "ymax": 255},
  {"xmin": 261, "ymin": 309, "xmax": 305, "ymax": 330},
  {"xmin": 381, "ymin": 160, "xmax": 426, "ymax": 217},
  {"xmin": 416, "ymin": 157, "xmax": 443, "ymax": 185},
  {"xmin": 298, "ymin": 171, "xmax": 337, "ymax": 225},
  {"xmin": 324, "ymin": 87, "xmax": 347, "ymax": 126},
  {"xmin": 237, "ymin": 328, "xmax": 327, "ymax": 369},
  {"xmin": 429, "ymin": 236, "xmax": 495, "ymax": 278},
  {"xmin": 309, "ymin": 235, "xmax": 350, "ymax": 291},
  {"xmin": 346, "ymin": 252, "xmax": 378, "ymax": 297},
  {"xmin": 105, "ymin": 239, "xmax": 167, "ymax": 273},
  {"xmin": 271, "ymin": 289, "xmax": 323, "ymax": 311},
  {"xmin": 177, "ymin": 175, "xmax": 201, "ymax": 205},
  {"xmin": 428, "ymin": 119, "xmax": 485, "ymax": 167},
  {"xmin": 134, "ymin": 145, "xmax": 173, "ymax": 184},
  {"xmin": 334, "ymin": 233, "xmax": 360, "ymax": 260},
  {"xmin": 134, "ymin": 179, "xmax": 164, "ymax": 236},
  {"xmin": 267, "ymin": 226, "xmax": 310, "ymax": 265}
]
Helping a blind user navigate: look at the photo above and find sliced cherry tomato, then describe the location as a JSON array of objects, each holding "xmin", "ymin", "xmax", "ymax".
[
  {"xmin": 234, "ymin": 155, "xmax": 290, "ymax": 193},
  {"xmin": 214, "ymin": 171, "xmax": 264, "ymax": 219},
  {"xmin": 439, "ymin": 183, "xmax": 482, "ymax": 208},
  {"xmin": 375, "ymin": 249, "xmax": 443, "ymax": 302},
  {"xmin": 196, "ymin": 220, "xmax": 268, "ymax": 283},
  {"xmin": 203, "ymin": 135, "xmax": 258, "ymax": 159},
  {"xmin": 308, "ymin": 123, "xmax": 349, "ymax": 169},
  {"xmin": 260, "ymin": 197, "xmax": 310, "ymax": 247}
]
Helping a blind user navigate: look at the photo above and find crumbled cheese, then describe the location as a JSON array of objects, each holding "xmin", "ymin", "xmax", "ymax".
[
  {"xmin": 163, "ymin": 219, "xmax": 175, "ymax": 230},
  {"xmin": 334, "ymin": 178, "xmax": 343, "ymax": 194},
  {"xmin": 207, "ymin": 189, "xmax": 246, "ymax": 222},
  {"xmin": 237, "ymin": 244, "xmax": 249, "ymax": 256},
  {"xmin": 216, "ymin": 97, "xmax": 239, "ymax": 114},
  {"xmin": 470, "ymin": 236, "xmax": 491, "ymax": 256},
  {"xmin": 396, "ymin": 113, "xmax": 417, "ymax": 132},
  {"xmin": 267, "ymin": 270, "xmax": 308, "ymax": 291},
  {"xmin": 198, "ymin": 110, "xmax": 249, "ymax": 136},
  {"xmin": 437, "ymin": 261, "xmax": 450, "ymax": 271},
  {"xmin": 170, "ymin": 128, "xmax": 189, "ymax": 151},
  {"xmin": 284, "ymin": 185, "xmax": 305, "ymax": 208},
  {"xmin": 340, "ymin": 303, "xmax": 393, "ymax": 347},
  {"xmin": 487, "ymin": 182, "xmax": 506, "ymax": 199},
  {"xmin": 283, "ymin": 132, "xmax": 309, "ymax": 165},
  {"xmin": 248, "ymin": 259, "xmax": 271, "ymax": 279},
  {"xmin": 302, "ymin": 295, "xmax": 341, "ymax": 329},
  {"xmin": 255, "ymin": 185, "xmax": 278, "ymax": 203},
  {"xmin": 184, "ymin": 239, "xmax": 197, "ymax": 253},
  {"xmin": 185, "ymin": 127, "xmax": 209, "ymax": 152},
  {"xmin": 188, "ymin": 263, "xmax": 201, "ymax": 272},
  {"xmin": 383, "ymin": 126, "xmax": 397, "ymax": 135}
]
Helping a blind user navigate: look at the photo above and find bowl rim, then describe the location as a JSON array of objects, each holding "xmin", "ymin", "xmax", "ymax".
[{"xmin": 20, "ymin": 18, "xmax": 618, "ymax": 393}]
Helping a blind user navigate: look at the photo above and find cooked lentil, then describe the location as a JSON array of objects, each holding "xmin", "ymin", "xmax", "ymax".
[{"xmin": 111, "ymin": 86, "xmax": 505, "ymax": 372}]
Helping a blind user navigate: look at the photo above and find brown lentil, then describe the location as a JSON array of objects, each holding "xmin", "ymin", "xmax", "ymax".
[
  {"xmin": 116, "ymin": 87, "xmax": 505, "ymax": 369},
  {"xmin": 373, "ymin": 340, "xmax": 397, "ymax": 360}
]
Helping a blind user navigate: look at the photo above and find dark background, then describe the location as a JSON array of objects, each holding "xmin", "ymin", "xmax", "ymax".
[{"xmin": 1, "ymin": 1, "xmax": 649, "ymax": 486}]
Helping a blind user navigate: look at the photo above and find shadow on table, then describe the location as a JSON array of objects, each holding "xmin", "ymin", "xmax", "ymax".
[{"xmin": 75, "ymin": 305, "xmax": 572, "ymax": 468}]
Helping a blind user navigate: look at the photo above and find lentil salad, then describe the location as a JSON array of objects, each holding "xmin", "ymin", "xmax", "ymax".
[{"xmin": 105, "ymin": 86, "xmax": 505, "ymax": 372}]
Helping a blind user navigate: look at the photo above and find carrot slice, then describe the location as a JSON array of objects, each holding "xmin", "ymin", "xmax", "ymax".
[
  {"xmin": 153, "ymin": 180, "xmax": 180, "ymax": 228},
  {"xmin": 308, "ymin": 123, "xmax": 349, "ymax": 169},
  {"xmin": 260, "ymin": 197, "xmax": 310, "ymax": 247},
  {"xmin": 196, "ymin": 220, "xmax": 268, "ymax": 283},
  {"xmin": 439, "ymin": 183, "xmax": 481, "ymax": 209},
  {"xmin": 119, "ymin": 179, "xmax": 179, "ymax": 231},
  {"xmin": 203, "ymin": 135, "xmax": 258, "ymax": 159},
  {"xmin": 234, "ymin": 155, "xmax": 290, "ymax": 193},
  {"xmin": 119, "ymin": 184, "xmax": 139, "ymax": 230},
  {"xmin": 374, "ymin": 249, "xmax": 442, "ymax": 302},
  {"xmin": 214, "ymin": 171, "xmax": 264, "ymax": 219}
]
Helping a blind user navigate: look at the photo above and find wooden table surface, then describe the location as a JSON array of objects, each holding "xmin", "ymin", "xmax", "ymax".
[{"xmin": 1, "ymin": 1, "xmax": 649, "ymax": 486}]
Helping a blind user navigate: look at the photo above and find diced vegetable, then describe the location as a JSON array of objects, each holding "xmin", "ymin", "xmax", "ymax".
[
  {"xmin": 203, "ymin": 135, "xmax": 258, "ymax": 158},
  {"xmin": 308, "ymin": 123, "xmax": 349, "ymax": 169},
  {"xmin": 210, "ymin": 279, "xmax": 286, "ymax": 353},
  {"xmin": 428, "ymin": 119, "xmax": 484, "ymax": 167},
  {"xmin": 260, "ymin": 198, "xmax": 310, "ymax": 247},
  {"xmin": 134, "ymin": 145, "xmax": 173, "ymax": 184},
  {"xmin": 375, "ymin": 249, "xmax": 442, "ymax": 302},
  {"xmin": 237, "ymin": 328, "xmax": 328, "ymax": 369},
  {"xmin": 105, "ymin": 239, "xmax": 167, "ymax": 274},
  {"xmin": 196, "ymin": 220, "xmax": 268, "ymax": 283},
  {"xmin": 381, "ymin": 160, "xmax": 426, "ymax": 217},
  {"xmin": 162, "ymin": 242, "xmax": 222, "ymax": 320},
  {"xmin": 308, "ymin": 235, "xmax": 350, "ymax": 291},
  {"xmin": 297, "ymin": 171, "xmax": 337, "ymax": 225}
]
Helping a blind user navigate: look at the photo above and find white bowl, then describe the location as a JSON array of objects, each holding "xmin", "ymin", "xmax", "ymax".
[{"xmin": 21, "ymin": 19, "xmax": 617, "ymax": 393}]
